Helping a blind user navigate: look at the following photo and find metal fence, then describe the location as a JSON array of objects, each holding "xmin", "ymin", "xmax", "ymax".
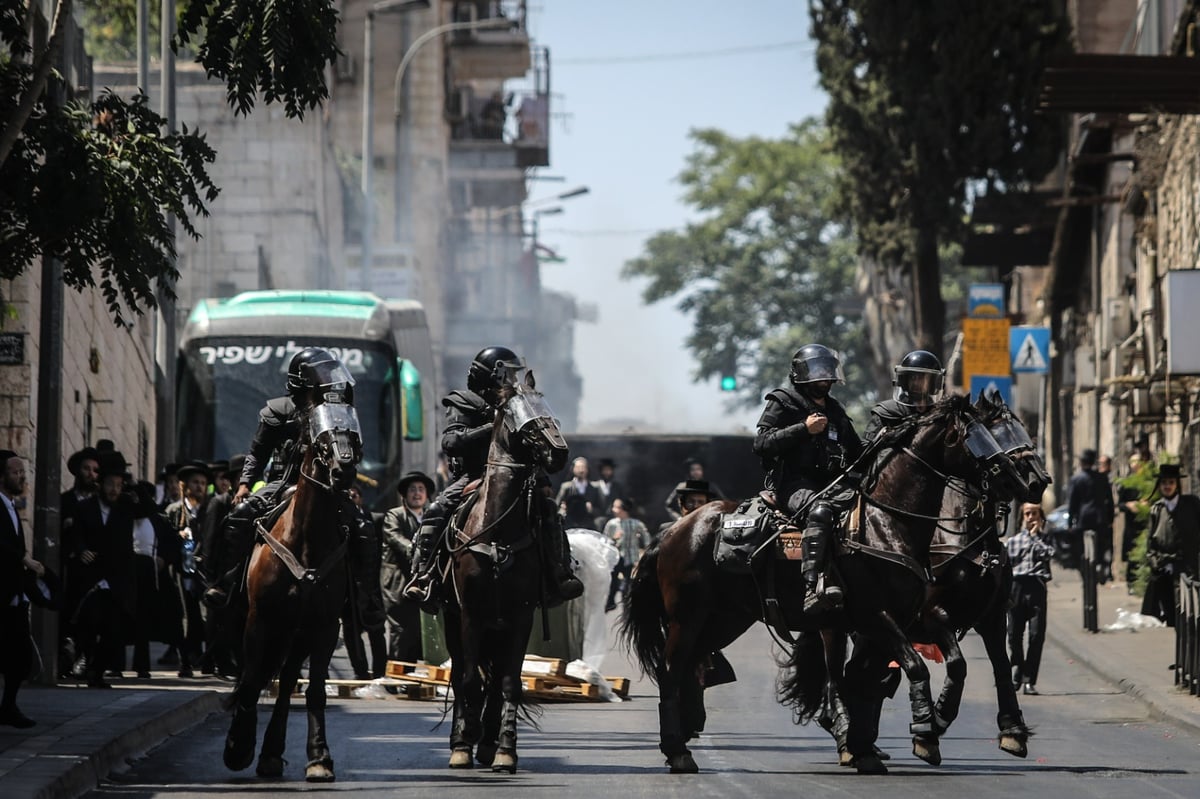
[{"xmin": 1177, "ymin": 574, "xmax": 1200, "ymax": 696}]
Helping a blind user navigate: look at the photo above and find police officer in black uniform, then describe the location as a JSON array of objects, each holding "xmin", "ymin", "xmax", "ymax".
[
  {"xmin": 862, "ymin": 350, "xmax": 945, "ymax": 442},
  {"xmin": 754, "ymin": 344, "xmax": 863, "ymax": 613},
  {"xmin": 202, "ymin": 347, "xmax": 384, "ymax": 632},
  {"xmin": 404, "ymin": 346, "xmax": 584, "ymax": 607}
]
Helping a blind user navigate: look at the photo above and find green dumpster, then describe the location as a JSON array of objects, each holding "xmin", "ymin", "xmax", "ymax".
[{"xmin": 419, "ymin": 599, "xmax": 585, "ymax": 665}]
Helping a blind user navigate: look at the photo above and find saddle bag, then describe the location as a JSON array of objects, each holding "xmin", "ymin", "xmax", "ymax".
[{"xmin": 714, "ymin": 498, "xmax": 773, "ymax": 573}]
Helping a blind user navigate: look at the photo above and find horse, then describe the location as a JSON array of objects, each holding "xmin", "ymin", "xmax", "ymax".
[
  {"xmin": 623, "ymin": 394, "xmax": 1033, "ymax": 775},
  {"xmin": 815, "ymin": 390, "xmax": 1052, "ymax": 765},
  {"xmin": 439, "ymin": 368, "xmax": 568, "ymax": 773},
  {"xmin": 222, "ymin": 400, "xmax": 363, "ymax": 783}
]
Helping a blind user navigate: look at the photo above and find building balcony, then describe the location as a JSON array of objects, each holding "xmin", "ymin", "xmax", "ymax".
[{"xmin": 446, "ymin": 0, "xmax": 531, "ymax": 81}]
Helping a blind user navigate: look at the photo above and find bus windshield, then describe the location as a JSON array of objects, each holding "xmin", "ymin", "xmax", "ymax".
[{"xmin": 176, "ymin": 337, "xmax": 399, "ymax": 481}]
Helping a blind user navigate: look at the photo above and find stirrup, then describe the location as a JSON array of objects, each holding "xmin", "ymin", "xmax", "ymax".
[{"xmin": 203, "ymin": 585, "xmax": 229, "ymax": 608}]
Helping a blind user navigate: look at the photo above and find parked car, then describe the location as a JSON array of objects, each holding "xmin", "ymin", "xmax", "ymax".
[{"xmin": 1044, "ymin": 503, "xmax": 1079, "ymax": 569}]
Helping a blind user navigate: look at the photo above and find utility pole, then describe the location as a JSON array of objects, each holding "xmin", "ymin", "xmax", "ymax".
[{"xmin": 155, "ymin": 0, "xmax": 177, "ymax": 472}]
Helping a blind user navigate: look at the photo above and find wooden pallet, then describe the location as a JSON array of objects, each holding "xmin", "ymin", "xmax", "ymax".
[
  {"xmin": 605, "ymin": 676, "xmax": 630, "ymax": 698},
  {"xmin": 521, "ymin": 655, "xmax": 567, "ymax": 678},
  {"xmin": 385, "ymin": 660, "xmax": 452, "ymax": 684}
]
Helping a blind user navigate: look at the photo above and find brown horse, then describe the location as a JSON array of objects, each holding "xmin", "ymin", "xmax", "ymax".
[
  {"xmin": 222, "ymin": 401, "xmax": 362, "ymax": 782},
  {"xmin": 439, "ymin": 369, "xmax": 568, "ymax": 773},
  {"xmin": 815, "ymin": 390, "xmax": 1052, "ymax": 765},
  {"xmin": 623, "ymin": 394, "xmax": 1033, "ymax": 775}
]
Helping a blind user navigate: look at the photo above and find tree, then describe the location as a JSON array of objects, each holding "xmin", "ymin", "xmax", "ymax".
[
  {"xmin": 623, "ymin": 120, "xmax": 872, "ymax": 412},
  {"xmin": 0, "ymin": 0, "xmax": 340, "ymax": 323},
  {"xmin": 809, "ymin": 0, "xmax": 1069, "ymax": 367}
]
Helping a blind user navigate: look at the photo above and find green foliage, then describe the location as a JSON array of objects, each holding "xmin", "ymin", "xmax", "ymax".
[
  {"xmin": 0, "ymin": 89, "xmax": 218, "ymax": 324},
  {"xmin": 809, "ymin": 0, "xmax": 1071, "ymax": 354},
  {"xmin": 1116, "ymin": 456, "xmax": 1170, "ymax": 597},
  {"xmin": 622, "ymin": 120, "xmax": 872, "ymax": 411},
  {"xmin": 177, "ymin": 0, "xmax": 343, "ymax": 119}
]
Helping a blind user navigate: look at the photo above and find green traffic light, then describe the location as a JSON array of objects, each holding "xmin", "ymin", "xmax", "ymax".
[{"xmin": 720, "ymin": 375, "xmax": 737, "ymax": 391}]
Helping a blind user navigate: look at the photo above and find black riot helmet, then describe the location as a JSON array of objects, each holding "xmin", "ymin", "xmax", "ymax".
[
  {"xmin": 789, "ymin": 344, "xmax": 842, "ymax": 387},
  {"xmin": 468, "ymin": 346, "xmax": 522, "ymax": 396},
  {"xmin": 287, "ymin": 347, "xmax": 355, "ymax": 403},
  {"xmin": 893, "ymin": 349, "xmax": 944, "ymax": 410}
]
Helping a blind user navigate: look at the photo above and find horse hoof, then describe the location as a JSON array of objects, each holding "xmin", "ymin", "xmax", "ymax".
[
  {"xmin": 305, "ymin": 762, "xmax": 335, "ymax": 783},
  {"xmin": 491, "ymin": 750, "xmax": 517, "ymax": 773},
  {"xmin": 853, "ymin": 753, "xmax": 888, "ymax": 775},
  {"xmin": 667, "ymin": 752, "xmax": 699, "ymax": 774},
  {"xmin": 873, "ymin": 745, "xmax": 891, "ymax": 761},
  {"xmin": 475, "ymin": 744, "xmax": 497, "ymax": 767},
  {"xmin": 999, "ymin": 735, "xmax": 1028, "ymax": 758},
  {"xmin": 256, "ymin": 755, "xmax": 285, "ymax": 778},
  {"xmin": 449, "ymin": 749, "xmax": 474, "ymax": 769},
  {"xmin": 223, "ymin": 739, "xmax": 254, "ymax": 772},
  {"xmin": 838, "ymin": 749, "xmax": 854, "ymax": 767},
  {"xmin": 912, "ymin": 737, "xmax": 942, "ymax": 766}
]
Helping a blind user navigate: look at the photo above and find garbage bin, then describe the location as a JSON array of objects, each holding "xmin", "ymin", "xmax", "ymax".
[
  {"xmin": 420, "ymin": 609, "xmax": 448, "ymax": 665},
  {"xmin": 419, "ymin": 600, "xmax": 586, "ymax": 664}
]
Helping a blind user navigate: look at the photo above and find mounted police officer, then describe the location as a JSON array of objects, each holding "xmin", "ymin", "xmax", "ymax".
[
  {"xmin": 403, "ymin": 346, "xmax": 584, "ymax": 608},
  {"xmin": 202, "ymin": 347, "xmax": 384, "ymax": 632},
  {"xmin": 863, "ymin": 350, "xmax": 945, "ymax": 442},
  {"xmin": 753, "ymin": 344, "xmax": 862, "ymax": 614}
]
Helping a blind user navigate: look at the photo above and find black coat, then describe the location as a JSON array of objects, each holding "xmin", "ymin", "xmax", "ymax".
[
  {"xmin": 70, "ymin": 495, "xmax": 137, "ymax": 618},
  {"xmin": 1066, "ymin": 468, "xmax": 1114, "ymax": 532},
  {"xmin": 241, "ymin": 396, "xmax": 302, "ymax": 487},
  {"xmin": 753, "ymin": 385, "xmax": 862, "ymax": 499},
  {"xmin": 0, "ymin": 499, "xmax": 26, "ymax": 608}
]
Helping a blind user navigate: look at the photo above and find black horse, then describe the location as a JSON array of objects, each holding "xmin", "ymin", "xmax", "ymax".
[
  {"xmin": 814, "ymin": 391, "xmax": 1051, "ymax": 765},
  {"xmin": 623, "ymin": 395, "xmax": 1031, "ymax": 774},
  {"xmin": 439, "ymin": 368, "xmax": 568, "ymax": 773},
  {"xmin": 223, "ymin": 401, "xmax": 362, "ymax": 782}
]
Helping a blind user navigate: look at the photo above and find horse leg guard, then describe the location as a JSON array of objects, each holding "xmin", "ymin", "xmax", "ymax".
[
  {"xmin": 223, "ymin": 704, "xmax": 258, "ymax": 772},
  {"xmin": 348, "ymin": 514, "xmax": 385, "ymax": 630}
]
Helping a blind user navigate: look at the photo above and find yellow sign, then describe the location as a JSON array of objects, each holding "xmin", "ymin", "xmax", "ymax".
[{"xmin": 962, "ymin": 317, "xmax": 1011, "ymax": 389}]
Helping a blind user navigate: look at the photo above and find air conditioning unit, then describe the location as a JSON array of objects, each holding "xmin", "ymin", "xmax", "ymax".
[
  {"xmin": 1133, "ymin": 387, "xmax": 1165, "ymax": 418},
  {"xmin": 335, "ymin": 52, "xmax": 355, "ymax": 83}
]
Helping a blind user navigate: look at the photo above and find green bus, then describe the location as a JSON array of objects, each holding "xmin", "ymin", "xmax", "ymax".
[{"xmin": 175, "ymin": 290, "xmax": 437, "ymax": 509}]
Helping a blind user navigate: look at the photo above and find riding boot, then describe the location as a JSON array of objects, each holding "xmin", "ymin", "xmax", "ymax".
[
  {"xmin": 403, "ymin": 514, "xmax": 447, "ymax": 610},
  {"xmin": 203, "ymin": 507, "xmax": 258, "ymax": 608},
  {"xmin": 541, "ymin": 511, "xmax": 584, "ymax": 604},
  {"xmin": 801, "ymin": 503, "xmax": 842, "ymax": 614},
  {"xmin": 348, "ymin": 512, "xmax": 386, "ymax": 631}
]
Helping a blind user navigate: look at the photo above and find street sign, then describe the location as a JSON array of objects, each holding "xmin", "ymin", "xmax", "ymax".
[
  {"xmin": 962, "ymin": 316, "xmax": 1011, "ymax": 389},
  {"xmin": 1010, "ymin": 325, "xmax": 1051, "ymax": 374},
  {"xmin": 970, "ymin": 375, "xmax": 1013, "ymax": 406},
  {"xmin": 968, "ymin": 283, "xmax": 1006, "ymax": 317}
]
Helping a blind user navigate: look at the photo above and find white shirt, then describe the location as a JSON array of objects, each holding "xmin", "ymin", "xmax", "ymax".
[
  {"xmin": 133, "ymin": 518, "xmax": 157, "ymax": 558},
  {"xmin": 1164, "ymin": 495, "xmax": 1180, "ymax": 512}
]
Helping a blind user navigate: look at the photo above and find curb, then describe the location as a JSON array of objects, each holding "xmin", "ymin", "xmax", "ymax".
[
  {"xmin": 33, "ymin": 691, "xmax": 225, "ymax": 799},
  {"xmin": 1045, "ymin": 617, "xmax": 1200, "ymax": 739}
]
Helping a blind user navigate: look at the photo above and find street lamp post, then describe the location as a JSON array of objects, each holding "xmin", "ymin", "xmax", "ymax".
[{"xmin": 361, "ymin": 5, "xmax": 509, "ymax": 291}]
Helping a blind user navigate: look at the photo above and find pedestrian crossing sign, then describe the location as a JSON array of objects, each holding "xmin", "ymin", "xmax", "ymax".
[
  {"xmin": 970, "ymin": 375, "xmax": 1013, "ymax": 406},
  {"xmin": 1009, "ymin": 326, "xmax": 1050, "ymax": 374}
]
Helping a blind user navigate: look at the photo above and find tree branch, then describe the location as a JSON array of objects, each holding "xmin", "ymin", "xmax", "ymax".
[{"xmin": 0, "ymin": 0, "xmax": 69, "ymax": 170}]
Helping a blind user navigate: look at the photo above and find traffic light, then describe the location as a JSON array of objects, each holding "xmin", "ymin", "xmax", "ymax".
[{"xmin": 720, "ymin": 374, "xmax": 738, "ymax": 391}]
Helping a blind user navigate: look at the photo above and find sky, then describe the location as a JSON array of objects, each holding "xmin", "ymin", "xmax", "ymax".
[{"xmin": 523, "ymin": 0, "xmax": 827, "ymax": 434}]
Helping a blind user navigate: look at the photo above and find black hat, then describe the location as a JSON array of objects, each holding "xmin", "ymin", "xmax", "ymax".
[
  {"xmin": 158, "ymin": 462, "xmax": 180, "ymax": 481},
  {"xmin": 397, "ymin": 471, "xmax": 435, "ymax": 496},
  {"xmin": 1157, "ymin": 463, "xmax": 1186, "ymax": 481},
  {"xmin": 95, "ymin": 439, "xmax": 115, "ymax": 453},
  {"xmin": 208, "ymin": 460, "xmax": 230, "ymax": 478},
  {"xmin": 685, "ymin": 457, "xmax": 704, "ymax": 468},
  {"xmin": 97, "ymin": 451, "xmax": 129, "ymax": 480},
  {"xmin": 176, "ymin": 460, "xmax": 212, "ymax": 483},
  {"xmin": 675, "ymin": 479, "xmax": 712, "ymax": 497},
  {"xmin": 1080, "ymin": 449, "xmax": 1098, "ymax": 467},
  {"xmin": 228, "ymin": 454, "xmax": 247, "ymax": 483},
  {"xmin": 22, "ymin": 565, "xmax": 63, "ymax": 611},
  {"xmin": 598, "ymin": 458, "xmax": 616, "ymax": 469},
  {"xmin": 0, "ymin": 449, "xmax": 17, "ymax": 467},
  {"xmin": 66, "ymin": 447, "xmax": 101, "ymax": 477}
]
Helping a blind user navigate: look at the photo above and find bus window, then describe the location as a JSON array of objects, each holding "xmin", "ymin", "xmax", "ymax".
[{"xmin": 399, "ymin": 359, "xmax": 424, "ymax": 441}]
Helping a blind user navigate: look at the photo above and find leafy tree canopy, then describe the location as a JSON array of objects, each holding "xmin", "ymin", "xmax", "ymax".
[
  {"xmin": 623, "ymin": 119, "xmax": 873, "ymax": 413},
  {"xmin": 810, "ymin": 0, "xmax": 1070, "ymax": 359},
  {"xmin": 0, "ymin": 0, "xmax": 341, "ymax": 324}
]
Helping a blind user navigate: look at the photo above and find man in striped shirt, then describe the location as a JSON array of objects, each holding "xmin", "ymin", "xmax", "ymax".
[
  {"xmin": 603, "ymin": 499, "xmax": 650, "ymax": 612},
  {"xmin": 1008, "ymin": 502, "xmax": 1055, "ymax": 695}
]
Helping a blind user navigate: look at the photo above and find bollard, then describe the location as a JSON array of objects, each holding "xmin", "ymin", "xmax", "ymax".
[
  {"xmin": 1081, "ymin": 530, "xmax": 1099, "ymax": 633},
  {"xmin": 1177, "ymin": 574, "xmax": 1189, "ymax": 690}
]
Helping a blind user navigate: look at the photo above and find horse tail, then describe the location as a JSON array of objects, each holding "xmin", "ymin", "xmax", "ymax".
[
  {"xmin": 776, "ymin": 630, "xmax": 829, "ymax": 724},
  {"xmin": 619, "ymin": 544, "xmax": 667, "ymax": 683}
]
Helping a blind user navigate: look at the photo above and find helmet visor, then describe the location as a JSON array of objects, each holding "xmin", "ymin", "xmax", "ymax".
[
  {"xmin": 894, "ymin": 368, "xmax": 943, "ymax": 407},
  {"xmin": 493, "ymin": 356, "xmax": 528, "ymax": 388},
  {"xmin": 795, "ymin": 355, "xmax": 842, "ymax": 383},
  {"xmin": 990, "ymin": 414, "xmax": 1035, "ymax": 454},
  {"xmin": 307, "ymin": 359, "xmax": 356, "ymax": 390}
]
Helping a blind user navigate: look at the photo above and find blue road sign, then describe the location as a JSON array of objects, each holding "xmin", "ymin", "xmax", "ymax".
[
  {"xmin": 968, "ymin": 283, "xmax": 1006, "ymax": 317},
  {"xmin": 1010, "ymin": 326, "xmax": 1051, "ymax": 374},
  {"xmin": 970, "ymin": 375, "xmax": 1013, "ymax": 406}
]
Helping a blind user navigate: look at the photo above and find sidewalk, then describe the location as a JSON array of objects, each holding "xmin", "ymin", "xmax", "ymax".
[{"xmin": 1045, "ymin": 567, "xmax": 1200, "ymax": 736}]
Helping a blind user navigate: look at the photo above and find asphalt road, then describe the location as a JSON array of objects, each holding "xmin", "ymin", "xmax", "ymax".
[{"xmin": 87, "ymin": 624, "xmax": 1199, "ymax": 798}]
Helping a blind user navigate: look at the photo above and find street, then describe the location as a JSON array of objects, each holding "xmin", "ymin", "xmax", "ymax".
[{"xmin": 87, "ymin": 624, "xmax": 1199, "ymax": 798}]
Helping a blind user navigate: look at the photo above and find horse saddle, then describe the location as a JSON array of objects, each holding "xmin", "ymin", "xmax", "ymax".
[
  {"xmin": 253, "ymin": 486, "xmax": 298, "ymax": 540},
  {"xmin": 714, "ymin": 492, "xmax": 794, "ymax": 574}
]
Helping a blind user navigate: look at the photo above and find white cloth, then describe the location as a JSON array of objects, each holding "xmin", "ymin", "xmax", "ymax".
[{"xmin": 132, "ymin": 518, "xmax": 157, "ymax": 557}]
